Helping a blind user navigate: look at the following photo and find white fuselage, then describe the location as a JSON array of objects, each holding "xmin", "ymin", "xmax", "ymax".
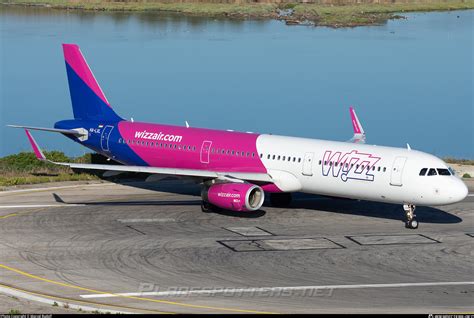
[{"xmin": 256, "ymin": 134, "xmax": 468, "ymax": 206}]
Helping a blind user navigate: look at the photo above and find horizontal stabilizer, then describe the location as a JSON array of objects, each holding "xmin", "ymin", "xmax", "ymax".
[{"xmin": 8, "ymin": 125, "xmax": 87, "ymax": 137}]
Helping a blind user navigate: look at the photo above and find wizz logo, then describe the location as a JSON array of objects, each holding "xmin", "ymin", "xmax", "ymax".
[{"xmin": 322, "ymin": 150, "xmax": 381, "ymax": 182}]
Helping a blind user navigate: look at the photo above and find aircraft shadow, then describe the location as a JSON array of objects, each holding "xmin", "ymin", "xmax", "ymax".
[
  {"xmin": 289, "ymin": 193, "xmax": 462, "ymax": 224},
  {"xmin": 53, "ymin": 180, "xmax": 462, "ymax": 223}
]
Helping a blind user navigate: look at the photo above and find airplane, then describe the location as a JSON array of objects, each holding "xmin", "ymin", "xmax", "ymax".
[{"xmin": 9, "ymin": 44, "xmax": 468, "ymax": 230}]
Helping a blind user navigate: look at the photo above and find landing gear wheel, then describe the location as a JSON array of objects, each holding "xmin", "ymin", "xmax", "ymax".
[
  {"xmin": 403, "ymin": 204, "xmax": 418, "ymax": 229},
  {"xmin": 270, "ymin": 193, "xmax": 292, "ymax": 207},
  {"xmin": 201, "ymin": 201, "xmax": 213, "ymax": 213},
  {"xmin": 406, "ymin": 218, "xmax": 419, "ymax": 229}
]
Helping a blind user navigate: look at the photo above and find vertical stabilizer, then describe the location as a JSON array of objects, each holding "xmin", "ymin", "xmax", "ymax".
[{"xmin": 63, "ymin": 44, "xmax": 122, "ymax": 122}]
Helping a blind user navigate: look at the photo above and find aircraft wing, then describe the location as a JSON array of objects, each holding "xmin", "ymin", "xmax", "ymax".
[
  {"xmin": 347, "ymin": 107, "xmax": 366, "ymax": 144},
  {"xmin": 23, "ymin": 129, "xmax": 274, "ymax": 183}
]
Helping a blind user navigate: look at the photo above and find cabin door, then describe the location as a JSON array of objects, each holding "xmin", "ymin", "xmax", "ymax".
[
  {"xmin": 302, "ymin": 152, "xmax": 314, "ymax": 176},
  {"xmin": 200, "ymin": 140, "xmax": 212, "ymax": 164},
  {"xmin": 100, "ymin": 125, "xmax": 114, "ymax": 152},
  {"xmin": 390, "ymin": 156, "xmax": 407, "ymax": 186}
]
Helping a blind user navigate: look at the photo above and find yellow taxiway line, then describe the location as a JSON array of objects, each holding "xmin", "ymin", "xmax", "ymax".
[
  {"xmin": 0, "ymin": 263, "xmax": 277, "ymax": 314},
  {"xmin": 0, "ymin": 283, "xmax": 172, "ymax": 314}
]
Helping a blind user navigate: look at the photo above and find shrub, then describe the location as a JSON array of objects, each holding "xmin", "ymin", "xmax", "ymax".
[{"xmin": 462, "ymin": 173, "xmax": 471, "ymax": 178}]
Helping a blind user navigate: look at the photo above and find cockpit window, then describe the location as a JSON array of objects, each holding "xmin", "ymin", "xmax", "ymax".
[
  {"xmin": 427, "ymin": 168, "xmax": 438, "ymax": 176},
  {"xmin": 437, "ymin": 168, "xmax": 451, "ymax": 176},
  {"xmin": 448, "ymin": 167, "xmax": 455, "ymax": 176},
  {"xmin": 419, "ymin": 168, "xmax": 428, "ymax": 176}
]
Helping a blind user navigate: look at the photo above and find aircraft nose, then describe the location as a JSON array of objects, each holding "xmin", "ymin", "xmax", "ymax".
[{"xmin": 450, "ymin": 179, "xmax": 468, "ymax": 203}]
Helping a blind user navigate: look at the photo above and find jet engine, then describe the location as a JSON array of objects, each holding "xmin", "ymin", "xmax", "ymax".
[{"xmin": 201, "ymin": 182, "xmax": 265, "ymax": 212}]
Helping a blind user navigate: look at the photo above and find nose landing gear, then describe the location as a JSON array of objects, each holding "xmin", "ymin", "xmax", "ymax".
[{"xmin": 403, "ymin": 204, "xmax": 418, "ymax": 229}]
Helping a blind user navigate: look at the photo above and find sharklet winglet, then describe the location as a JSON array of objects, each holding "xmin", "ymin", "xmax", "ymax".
[
  {"xmin": 348, "ymin": 106, "xmax": 366, "ymax": 144},
  {"xmin": 24, "ymin": 130, "xmax": 46, "ymax": 161}
]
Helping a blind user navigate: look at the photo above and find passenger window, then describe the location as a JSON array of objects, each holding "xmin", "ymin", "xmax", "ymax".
[
  {"xmin": 267, "ymin": 154, "xmax": 270, "ymax": 159},
  {"xmin": 419, "ymin": 168, "xmax": 428, "ymax": 176},
  {"xmin": 252, "ymin": 153, "xmax": 255, "ymax": 157},
  {"xmin": 356, "ymin": 164, "xmax": 360, "ymax": 169},
  {"xmin": 428, "ymin": 168, "xmax": 437, "ymax": 176},
  {"xmin": 372, "ymin": 166, "xmax": 375, "ymax": 171},
  {"xmin": 383, "ymin": 167, "xmax": 386, "ymax": 172},
  {"xmin": 283, "ymin": 156, "xmax": 286, "ymax": 161},
  {"xmin": 298, "ymin": 158, "xmax": 301, "ymax": 163},
  {"xmin": 260, "ymin": 153, "xmax": 262, "ymax": 158},
  {"xmin": 437, "ymin": 168, "xmax": 451, "ymax": 176},
  {"xmin": 273, "ymin": 155, "xmax": 276, "ymax": 160},
  {"xmin": 293, "ymin": 157, "xmax": 296, "ymax": 162},
  {"xmin": 277, "ymin": 155, "xmax": 281, "ymax": 160},
  {"xmin": 288, "ymin": 157, "xmax": 291, "ymax": 162},
  {"xmin": 377, "ymin": 166, "xmax": 381, "ymax": 171}
]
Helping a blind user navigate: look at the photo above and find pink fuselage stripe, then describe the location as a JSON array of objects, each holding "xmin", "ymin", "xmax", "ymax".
[
  {"xmin": 63, "ymin": 44, "xmax": 110, "ymax": 107},
  {"xmin": 118, "ymin": 122, "xmax": 267, "ymax": 173},
  {"xmin": 261, "ymin": 183, "xmax": 282, "ymax": 193}
]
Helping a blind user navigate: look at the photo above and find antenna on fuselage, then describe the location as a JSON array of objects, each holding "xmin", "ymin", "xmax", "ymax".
[
  {"xmin": 407, "ymin": 143, "xmax": 411, "ymax": 150},
  {"xmin": 131, "ymin": 117, "xmax": 134, "ymax": 122},
  {"xmin": 185, "ymin": 121, "xmax": 189, "ymax": 128}
]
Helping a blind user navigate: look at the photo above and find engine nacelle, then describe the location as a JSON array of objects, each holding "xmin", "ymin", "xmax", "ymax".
[{"xmin": 202, "ymin": 182, "xmax": 265, "ymax": 212}]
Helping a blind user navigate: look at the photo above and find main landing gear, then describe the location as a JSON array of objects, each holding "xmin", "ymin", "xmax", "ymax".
[
  {"xmin": 403, "ymin": 204, "xmax": 418, "ymax": 229},
  {"xmin": 201, "ymin": 201, "xmax": 221, "ymax": 213}
]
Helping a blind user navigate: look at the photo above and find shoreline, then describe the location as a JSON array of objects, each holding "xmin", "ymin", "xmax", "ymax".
[{"xmin": 2, "ymin": 1, "xmax": 473, "ymax": 27}]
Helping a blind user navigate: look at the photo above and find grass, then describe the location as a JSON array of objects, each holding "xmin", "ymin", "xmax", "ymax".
[
  {"xmin": 292, "ymin": 1, "xmax": 474, "ymax": 26},
  {"xmin": 3, "ymin": 0, "xmax": 473, "ymax": 26},
  {"xmin": 3, "ymin": 0, "xmax": 277, "ymax": 17},
  {"xmin": 0, "ymin": 151, "xmax": 98, "ymax": 187}
]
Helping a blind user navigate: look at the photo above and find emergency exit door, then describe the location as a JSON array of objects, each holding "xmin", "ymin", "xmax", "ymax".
[{"xmin": 390, "ymin": 156, "xmax": 407, "ymax": 186}]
